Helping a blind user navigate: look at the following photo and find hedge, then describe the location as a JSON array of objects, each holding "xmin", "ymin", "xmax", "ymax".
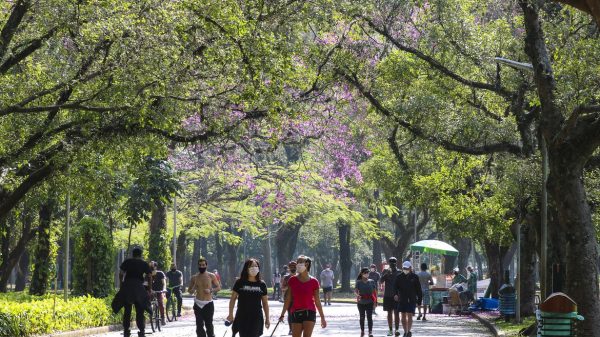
[{"xmin": 0, "ymin": 292, "xmax": 120, "ymax": 337}]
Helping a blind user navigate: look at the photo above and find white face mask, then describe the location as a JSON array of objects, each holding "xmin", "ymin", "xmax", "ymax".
[
  {"xmin": 248, "ymin": 267, "xmax": 259, "ymax": 277},
  {"xmin": 296, "ymin": 263, "xmax": 306, "ymax": 273}
]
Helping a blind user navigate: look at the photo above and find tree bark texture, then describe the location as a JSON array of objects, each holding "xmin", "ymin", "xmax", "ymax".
[
  {"xmin": 338, "ymin": 222, "xmax": 352, "ymax": 292},
  {"xmin": 15, "ymin": 249, "xmax": 29, "ymax": 291},
  {"xmin": 483, "ymin": 240, "xmax": 508, "ymax": 299},
  {"xmin": 148, "ymin": 199, "xmax": 170, "ymax": 270},
  {"xmin": 454, "ymin": 238, "xmax": 472, "ymax": 274},
  {"xmin": 275, "ymin": 220, "xmax": 302, "ymax": 268}
]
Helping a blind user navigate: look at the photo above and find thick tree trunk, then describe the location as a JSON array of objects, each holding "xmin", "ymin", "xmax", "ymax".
[
  {"xmin": 215, "ymin": 234, "xmax": 223, "ymax": 279},
  {"xmin": 474, "ymin": 246, "xmax": 484, "ymax": 281},
  {"xmin": 338, "ymin": 222, "xmax": 352, "ymax": 292},
  {"xmin": 30, "ymin": 201, "xmax": 54, "ymax": 295},
  {"xmin": 519, "ymin": 218, "xmax": 537, "ymax": 317},
  {"xmin": 191, "ymin": 238, "xmax": 201, "ymax": 281},
  {"xmin": 548, "ymin": 165, "xmax": 600, "ymax": 335},
  {"xmin": 275, "ymin": 221, "xmax": 302, "ymax": 268},
  {"xmin": 149, "ymin": 199, "xmax": 170, "ymax": 270},
  {"xmin": 483, "ymin": 240, "xmax": 508, "ymax": 299},
  {"xmin": 176, "ymin": 231, "xmax": 186, "ymax": 269},
  {"xmin": 372, "ymin": 238, "xmax": 382, "ymax": 266},
  {"xmin": 15, "ymin": 250, "xmax": 29, "ymax": 291}
]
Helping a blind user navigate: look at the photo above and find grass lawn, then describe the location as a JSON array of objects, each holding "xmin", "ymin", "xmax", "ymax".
[{"xmin": 492, "ymin": 316, "xmax": 536, "ymax": 337}]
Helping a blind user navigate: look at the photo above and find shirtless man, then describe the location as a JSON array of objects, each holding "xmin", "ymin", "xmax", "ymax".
[{"xmin": 188, "ymin": 257, "xmax": 221, "ymax": 337}]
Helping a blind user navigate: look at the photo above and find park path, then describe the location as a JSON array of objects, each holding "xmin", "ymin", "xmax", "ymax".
[{"xmin": 88, "ymin": 298, "xmax": 491, "ymax": 337}]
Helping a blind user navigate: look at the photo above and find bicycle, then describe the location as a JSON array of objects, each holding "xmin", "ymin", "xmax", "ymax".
[
  {"xmin": 166, "ymin": 285, "xmax": 181, "ymax": 322},
  {"xmin": 149, "ymin": 290, "xmax": 166, "ymax": 332}
]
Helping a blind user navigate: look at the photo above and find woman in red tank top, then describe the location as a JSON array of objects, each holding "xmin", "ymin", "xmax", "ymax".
[{"xmin": 279, "ymin": 255, "xmax": 327, "ymax": 337}]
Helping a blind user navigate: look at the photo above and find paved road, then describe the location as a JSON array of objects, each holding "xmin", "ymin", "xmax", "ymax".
[{"xmin": 91, "ymin": 298, "xmax": 491, "ymax": 337}]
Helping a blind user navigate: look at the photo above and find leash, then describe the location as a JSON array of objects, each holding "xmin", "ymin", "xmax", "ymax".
[{"xmin": 269, "ymin": 320, "xmax": 281, "ymax": 337}]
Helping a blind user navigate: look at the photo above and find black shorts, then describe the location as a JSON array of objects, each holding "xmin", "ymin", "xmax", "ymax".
[
  {"xmin": 322, "ymin": 286, "xmax": 333, "ymax": 293},
  {"xmin": 397, "ymin": 302, "xmax": 416, "ymax": 314},
  {"xmin": 383, "ymin": 297, "xmax": 398, "ymax": 312},
  {"xmin": 290, "ymin": 310, "xmax": 317, "ymax": 323}
]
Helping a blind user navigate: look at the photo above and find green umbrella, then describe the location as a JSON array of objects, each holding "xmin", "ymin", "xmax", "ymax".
[{"xmin": 410, "ymin": 240, "xmax": 459, "ymax": 256}]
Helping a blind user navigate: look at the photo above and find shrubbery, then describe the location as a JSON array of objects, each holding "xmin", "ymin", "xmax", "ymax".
[
  {"xmin": 72, "ymin": 217, "xmax": 115, "ymax": 298},
  {"xmin": 0, "ymin": 292, "xmax": 120, "ymax": 337}
]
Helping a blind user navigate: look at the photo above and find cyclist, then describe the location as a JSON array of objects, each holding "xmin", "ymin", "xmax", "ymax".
[
  {"xmin": 150, "ymin": 261, "xmax": 167, "ymax": 325},
  {"xmin": 166, "ymin": 263, "xmax": 184, "ymax": 317}
]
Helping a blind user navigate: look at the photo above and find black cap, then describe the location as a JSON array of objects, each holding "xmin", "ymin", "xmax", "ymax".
[{"xmin": 388, "ymin": 257, "xmax": 397, "ymax": 263}]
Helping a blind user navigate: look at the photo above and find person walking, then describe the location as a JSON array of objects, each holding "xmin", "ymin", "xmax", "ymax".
[
  {"xmin": 279, "ymin": 255, "xmax": 327, "ymax": 337},
  {"xmin": 394, "ymin": 261, "xmax": 422, "ymax": 337},
  {"xmin": 368, "ymin": 264, "xmax": 381, "ymax": 315},
  {"xmin": 227, "ymin": 258, "xmax": 270, "ymax": 337},
  {"xmin": 380, "ymin": 257, "xmax": 400, "ymax": 336},
  {"xmin": 416, "ymin": 263, "xmax": 433, "ymax": 321},
  {"xmin": 273, "ymin": 268, "xmax": 282, "ymax": 301},
  {"xmin": 166, "ymin": 263, "xmax": 184, "ymax": 317},
  {"xmin": 319, "ymin": 263, "xmax": 334, "ymax": 306},
  {"xmin": 355, "ymin": 267, "xmax": 377, "ymax": 337},
  {"xmin": 281, "ymin": 261, "xmax": 297, "ymax": 335},
  {"xmin": 189, "ymin": 257, "xmax": 221, "ymax": 337},
  {"xmin": 112, "ymin": 247, "xmax": 152, "ymax": 337}
]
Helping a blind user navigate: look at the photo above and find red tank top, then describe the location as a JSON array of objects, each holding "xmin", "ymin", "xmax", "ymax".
[{"xmin": 288, "ymin": 275, "xmax": 320, "ymax": 313}]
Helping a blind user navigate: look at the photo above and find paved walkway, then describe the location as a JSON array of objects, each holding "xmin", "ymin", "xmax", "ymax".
[{"xmin": 89, "ymin": 299, "xmax": 491, "ymax": 337}]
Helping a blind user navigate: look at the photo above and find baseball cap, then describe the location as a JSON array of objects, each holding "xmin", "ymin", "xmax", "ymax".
[
  {"xmin": 370, "ymin": 264, "xmax": 376, "ymax": 268},
  {"xmin": 402, "ymin": 261, "xmax": 412, "ymax": 269},
  {"xmin": 388, "ymin": 257, "xmax": 397, "ymax": 263},
  {"xmin": 288, "ymin": 260, "xmax": 297, "ymax": 266}
]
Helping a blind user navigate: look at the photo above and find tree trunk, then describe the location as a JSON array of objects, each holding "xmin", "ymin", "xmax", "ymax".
[
  {"xmin": 548, "ymin": 166, "xmax": 600, "ymax": 335},
  {"xmin": 454, "ymin": 238, "xmax": 472, "ymax": 274},
  {"xmin": 215, "ymin": 234, "xmax": 223, "ymax": 280},
  {"xmin": 15, "ymin": 249, "xmax": 29, "ymax": 291},
  {"xmin": 192, "ymin": 238, "xmax": 201, "ymax": 280},
  {"xmin": 149, "ymin": 199, "xmax": 170, "ymax": 270},
  {"xmin": 338, "ymin": 222, "xmax": 352, "ymax": 292},
  {"xmin": 519, "ymin": 216, "xmax": 538, "ymax": 317},
  {"xmin": 176, "ymin": 231, "xmax": 187, "ymax": 269},
  {"xmin": 30, "ymin": 200, "xmax": 54, "ymax": 295},
  {"xmin": 482, "ymin": 240, "xmax": 508, "ymax": 299},
  {"xmin": 224, "ymin": 225, "xmax": 238, "ymax": 289},
  {"xmin": 275, "ymin": 220, "xmax": 302, "ymax": 268},
  {"xmin": 261, "ymin": 237, "xmax": 272, "ymax": 286},
  {"xmin": 474, "ymin": 246, "xmax": 484, "ymax": 280}
]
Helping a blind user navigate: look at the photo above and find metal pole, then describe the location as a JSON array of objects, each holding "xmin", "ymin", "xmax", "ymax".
[
  {"xmin": 63, "ymin": 192, "xmax": 70, "ymax": 302},
  {"xmin": 541, "ymin": 137, "xmax": 548, "ymax": 301},
  {"xmin": 516, "ymin": 224, "xmax": 521, "ymax": 323},
  {"xmin": 173, "ymin": 195, "xmax": 177, "ymax": 266}
]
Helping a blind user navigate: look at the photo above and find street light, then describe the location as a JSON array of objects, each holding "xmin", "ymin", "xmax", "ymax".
[{"xmin": 494, "ymin": 57, "xmax": 546, "ymax": 323}]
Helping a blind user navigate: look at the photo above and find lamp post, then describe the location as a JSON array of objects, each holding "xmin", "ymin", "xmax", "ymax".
[
  {"xmin": 173, "ymin": 195, "xmax": 177, "ymax": 266},
  {"xmin": 495, "ymin": 56, "xmax": 547, "ymax": 308}
]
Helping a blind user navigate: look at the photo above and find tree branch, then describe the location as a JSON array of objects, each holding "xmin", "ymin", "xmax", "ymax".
[
  {"xmin": 387, "ymin": 125, "xmax": 410, "ymax": 171},
  {"xmin": 359, "ymin": 15, "xmax": 513, "ymax": 99},
  {"xmin": 341, "ymin": 70, "xmax": 524, "ymax": 156},
  {"xmin": 0, "ymin": 0, "xmax": 31, "ymax": 61},
  {"xmin": 0, "ymin": 27, "xmax": 58, "ymax": 74}
]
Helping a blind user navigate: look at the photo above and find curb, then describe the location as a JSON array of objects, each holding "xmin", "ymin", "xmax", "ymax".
[
  {"xmin": 471, "ymin": 312, "xmax": 505, "ymax": 337},
  {"xmin": 39, "ymin": 307, "xmax": 193, "ymax": 337}
]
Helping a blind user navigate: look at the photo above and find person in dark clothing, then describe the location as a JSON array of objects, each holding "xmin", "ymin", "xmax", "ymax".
[
  {"xmin": 380, "ymin": 257, "xmax": 400, "ymax": 336},
  {"xmin": 393, "ymin": 261, "xmax": 422, "ymax": 337},
  {"xmin": 117, "ymin": 247, "xmax": 152, "ymax": 337},
  {"xmin": 227, "ymin": 258, "xmax": 270, "ymax": 337},
  {"xmin": 166, "ymin": 263, "xmax": 184, "ymax": 317},
  {"xmin": 150, "ymin": 261, "xmax": 167, "ymax": 325}
]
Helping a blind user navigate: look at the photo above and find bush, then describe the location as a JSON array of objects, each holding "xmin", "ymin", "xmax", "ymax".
[
  {"xmin": 0, "ymin": 292, "xmax": 120, "ymax": 337},
  {"xmin": 72, "ymin": 217, "xmax": 115, "ymax": 298}
]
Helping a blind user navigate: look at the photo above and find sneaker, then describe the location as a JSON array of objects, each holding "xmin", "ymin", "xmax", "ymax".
[
  {"xmin": 360, "ymin": 331, "xmax": 365, "ymax": 337},
  {"xmin": 416, "ymin": 314, "xmax": 422, "ymax": 320},
  {"xmin": 288, "ymin": 330, "xmax": 292, "ymax": 335},
  {"xmin": 407, "ymin": 332, "xmax": 412, "ymax": 337},
  {"xmin": 387, "ymin": 330, "xmax": 393, "ymax": 336},
  {"xmin": 369, "ymin": 334, "xmax": 373, "ymax": 337},
  {"xmin": 422, "ymin": 316, "xmax": 427, "ymax": 321},
  {"xmin": 395, "ymin": 330, "xmax": 401, "ymax": 336}
]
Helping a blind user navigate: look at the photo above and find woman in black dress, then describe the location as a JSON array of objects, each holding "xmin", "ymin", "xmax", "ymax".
[{"xmin": 227, "ymin": 258, "xmax": 271, "ymax": 337}]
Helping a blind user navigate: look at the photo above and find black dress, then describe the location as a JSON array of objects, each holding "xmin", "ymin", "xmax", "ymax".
[{"xmin": 232, "ymin": 278, "xmax": 268, "ymax": 337}]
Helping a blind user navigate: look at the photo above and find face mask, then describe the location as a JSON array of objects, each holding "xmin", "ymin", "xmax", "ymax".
[
  {"xmin": 249, "ymin": 267, "xmax": 259, "ymax": 276},
  {"xmin": 152, "ymin": 270, "xmax": 157, "ymax": 275},
  {"xmin": 370, "ymin": 268, "xmax": 375, "ymax": 272},
  {"xmin": 403, "ymin": 269, "xmax": 410, "ymax": 275},
  {"xmin": 296, "ymin": 263, "xmax": 306, "ymax": 273},
  {"xmin": 199, "ymin": 267, "xmax": 207, "ymax": 273},
  {"xmin": 289, "ymin": 268, "xmax": 296, "ymax": 274}
]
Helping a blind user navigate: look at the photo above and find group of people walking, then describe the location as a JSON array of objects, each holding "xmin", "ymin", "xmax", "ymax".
[{"xmin": 113, "ymin": 249, "xmax": 448, "ymax": 337}]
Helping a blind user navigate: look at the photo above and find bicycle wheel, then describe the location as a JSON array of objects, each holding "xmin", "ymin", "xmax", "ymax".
[
  {"xmin": 171, "ymin": 295, "xmax": 178, "ymax": 321},
  {"xmin": 166, "ymin": 296, "xmax": 174, "ymax": 322},
  {"xmin": 154, "ymin": 305, "xmax": 160, "ymax": 331},
  {"xmin": 149, "ymin": 303, "xmax": 156, "ymax": 332}
]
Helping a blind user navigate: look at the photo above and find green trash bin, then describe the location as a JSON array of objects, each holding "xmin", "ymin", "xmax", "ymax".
[{"xmin": 536, "ymin": 310, "xmax": 584, "ymax": 336}]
